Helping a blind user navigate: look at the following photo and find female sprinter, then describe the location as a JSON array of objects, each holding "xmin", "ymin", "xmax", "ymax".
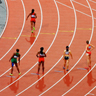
[
  {"xmin": 86, "ymin": 40, "xmax": 95, "ymax": 68},
  {"xmin": 9, "ymin": 49, "xmax": 21, "ymax": 76},
  {"xmin": 36, "ymin": 47, "xmax": 46, "ymax": 74},
  {"xmin": 63, "ymin": 46, "xmax": 73, "ymax": 71},
  {"xmin": 26, "ymin": 9, "xmax": 37, "ymax": 33}
]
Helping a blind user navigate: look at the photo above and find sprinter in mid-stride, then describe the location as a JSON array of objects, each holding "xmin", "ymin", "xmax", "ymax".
[
  {"xmin": 63, "ymin": 46, "xmax": 73, "ymax": 71},
  {"xmin": 26, "ymin": 9, "xmax": 37, "ymax": 33},
  {"xmin": 36, "ymin": 47, "xmax": 46, "ymax": 75},
  {"xmin": 9, "ymin": 49, "xmax": 21, "ymax": 76}
]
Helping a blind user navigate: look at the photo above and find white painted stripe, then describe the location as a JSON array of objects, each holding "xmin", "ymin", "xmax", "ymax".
[
  {"xmin": 0, "ymin": 0, "xmax": 9, "ymax": 38},
  {"xmin": 62, "ymin": 0, "xmax": 95, "ymax": 95},
  {"xmin": 89, "ymin": 0, "xmax": 96, "ymax": 4},
  {"xmin": 16, "ymin": 0, "xmax": 77, "ymax": 95},
  {"xmin": 0, "ymin": 0, "xmax": 26, "ymax": 60},
  {"xmin": 85, "ymin": 86, "xmax": 96, "ymax": 96},
  {"xmin": 56, "ymin": 1, "xmax": 96, "ymax": 19},
  {"xmin": 72, "ymin": 0, "xmax": 96, "ymax": 11}
]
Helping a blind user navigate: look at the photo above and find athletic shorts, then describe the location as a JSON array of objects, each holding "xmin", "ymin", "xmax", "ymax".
[
  {"xmin": 11, "ymin": 58, "xmax": 17, "ymax": 63},
  {"xmin": 38, "ymin": 58, "xmax": 44, "ymax": 62},
  {"xmin": 64, "ymin": 56, "xmax": 69, "ymax": 60},
  {"xmin": 30, "ymin": 18, "xmax": 36, "ymax": 22},
  {"xmin": 86, "ymin": 51, "xmax": 91, "ymax": 56}
]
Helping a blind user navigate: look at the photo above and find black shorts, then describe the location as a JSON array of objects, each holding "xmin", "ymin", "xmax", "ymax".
[{"xmin": 64, "ymin": 56, "xmax": 69, "ymax": 60}]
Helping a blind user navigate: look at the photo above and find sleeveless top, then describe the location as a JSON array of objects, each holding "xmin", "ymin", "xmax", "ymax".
[
  {"xmin": 13, "ymin": 53, "xmax": 19, "ymax": 59},
  {"xmin": 31, "ymin": 13, "xmax": 35, "ymax": 18}
]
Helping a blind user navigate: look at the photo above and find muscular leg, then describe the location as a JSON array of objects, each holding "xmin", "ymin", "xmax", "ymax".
[
  {"xmin": 66, "ymin": 60, "xmax": 69, "ymax": 71},
  {"xmin": 86, "ymin": 55, "xmax": 90, "ymax": 67},
  {"xmin": 15, "ymin": 63, "xmax": 20, "ymax": 73},
  {"xmin": 63, "ymin": 59, "xmax": 66, "ymax": 69},
  {"xmin": 42, "ymin": 61, "xmax": 44, "ymax": 73},
  {"xmin": 38, "ymin": 62, "xmax": 41, "ymax": 73}
]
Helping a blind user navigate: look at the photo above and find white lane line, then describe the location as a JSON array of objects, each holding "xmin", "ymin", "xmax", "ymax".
[
  {"xmin": 0, "ymin": 0, "xmax": 59, "ymax": 92},
  {"xmin": 16, "ymin": 0, "xmax": 77, "ymax": 95},
  {"xmin": 0, "ymin": 0, "xmax": 42, "ymax": 77},
  {"xmin": 62, "ymin": 64, "xmax": 96, "ymax": 96},
  {"xmin": 89, "ymin": 0, "xmax": 96, "ymax": 4},
  {"xmin": 85, "ymin": 86, "xmax": 96, "ymax": 96},
  {"xmin": 0, "ymin": 0, "xmax": 26, "ymax": 60},
  {"xmin": 72, "ymin": 0, "xmax": 96, "ymax": 11},
  {"xmin": 39, "ymin": 0, "xmax": 95, "ymax": 95},
  {"xmin": 56, "ymin": 1, "xmax": 96, "ymax": 19},
  {"xmin": 62, "ymin": 0, "xmax": 95, "ymax": 95},
  {"xmin": 0, "ymin": 0, "xmax": 9, "ymax": 38},
  {"xmin": 15, "ymin": 0, "xmax": 61, "ymax": 95}
]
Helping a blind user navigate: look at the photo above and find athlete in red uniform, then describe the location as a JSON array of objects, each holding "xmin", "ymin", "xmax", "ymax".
[
  {"xmin": 26, "ymin": 9, "xmax": 37, "ymax": 33},
  {"xmin": 86, "ymin": 40, "xmax": 95, "ymax": 69},
  {"xmin": 36, "ymin": 47, "xmax": 46, "ymax": 74}
]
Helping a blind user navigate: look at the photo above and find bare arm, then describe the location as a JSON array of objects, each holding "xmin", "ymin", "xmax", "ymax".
[
  {"xmin": 69, "ymin": 51, "xmax": 73, "ymax": 59},
  {"xmin": 9, "ymin": 53, "xmax": 15, "ymax": 62},
  {"xmin": 36, "ymin": 52, "xmax": 39, "ymax": 57},
  {"xmin": 26, "ymin": 13, "xmax": 31, "ymax": 20},
  {"xmin": 63, "ymin": 51, "xmax": 65, "ymax": 59},
  {"xmin": 35, "ymin": 13, "xmax": 37, "ymax": 18},
  {"xmin": 90, "ymin": 44, "xmax": 95, "ymax": 51}
]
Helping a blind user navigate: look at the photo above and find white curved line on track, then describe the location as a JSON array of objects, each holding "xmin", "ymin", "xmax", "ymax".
[
  {"xmin": 85, "ymin": 86, "xmax": 96, "ymax": 96},
  {"xmin": 56, "ymin": 1, "xmax": 96, "ymax": 19},
  {"xmin": 72, "ymin": 0, "xmax": 96, "ymax": 11},
  {"xmin": 0, "ymin": 0, "xmax": 60, "ymax": 92},
  {"xmin": 89, "ymin": 0, "xmax": 96, "ymax": 4},
  {"xmin": 16, "ymin": 0, "xmax": 77, "ymax": 95},
  {"xmin": 0, "ymin": 0, "xmax": 9, "ymax": 38},
  {"xmin": 62, "ymin": 0, "xmax": 95, "ymax": 95},
  {"xmin": 39, "ymin": 0, "xmax": 94, "ymax": 96},
  {"xmin": 0, "ymin": 0, "xmax": 26, "ymax": 60},
  {"xmin": 0, "ymin": 0, "xmax": 42, "ymax": 77}
]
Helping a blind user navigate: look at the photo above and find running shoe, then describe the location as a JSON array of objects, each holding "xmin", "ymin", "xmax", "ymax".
[
  {"xmin": 19, "ymin": 73, "xmax": 21, "ymax": 75},
  {"xmin": 9, "ymin": 73, "xmax": 13, "ymax": 76},
  {"xmin": 33, "ymin": 27, "xmax": 35, "ymax": 30},
  {"xmin": 66, "ymin": 69, "xmax": 69, "ymax": 71},
  {"xmin": 31, "ymin": 30, "xmax": 33, "ymax": 33},
  {"xmin": 36, "ymin": 72, "xmax": 39, "ymax": 75},
  {"xmin": 63, "ymin": 67, "xmax": 65, "ymax": 69}
]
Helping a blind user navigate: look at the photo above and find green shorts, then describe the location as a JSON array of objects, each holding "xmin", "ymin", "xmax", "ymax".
[{"xmin": 11, "ymin": 58, "xmax": 17, "ymax": 63}]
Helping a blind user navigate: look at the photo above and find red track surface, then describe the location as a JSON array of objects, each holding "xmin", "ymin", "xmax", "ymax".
[{"xmin": 0, "ymin": 0, "xmax": 96, "ymax": 96}]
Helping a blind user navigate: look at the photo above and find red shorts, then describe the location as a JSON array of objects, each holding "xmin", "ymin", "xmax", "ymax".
[
  {"xmin": 30, "ymin": 18, "xmax": 36, "ymax": 22},
  {"xmin": 86, "ymin": 51, "xmax": 91, "ymax": 55},
  {"xmin": 38, "ymin": 58, "xmax": 44, "ymax": 62}
]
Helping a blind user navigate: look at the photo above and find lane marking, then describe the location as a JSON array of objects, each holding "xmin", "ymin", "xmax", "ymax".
[
  {"xmin": 1, "ymin": 37, "xmax": 17, "ymax": 39},
  {"xmin": 40, "ymin": 33, "xmax": 55, "ymax": 35},
  {"xmin": 21, "ymin": 35, "xmax": 36, "ymax": 37},
  {"xmin": 72, "ymin": 0, "xmax": 96, "ymax": 12},
  {"xmin": 6, "ymin": 75, "xmax": 15, "ymax": 78},
  {"xmin": 85, "ymin": 86, "xmax": 96, "ymax": 96},
  {"xmin": 0, "ymin": 0, "xmax": 43, "ymax": 77},
  {"xmin": 39, "ymin": 0, "xmax": 95, "ymax": 95},
  {"xmin": 0, "ymin": 0, "xmax": 26, "ymax": 60},
  {"xmin": 77, "ymin": 68, "xmax": 87, "ymax": 70},
  {"xmin": 89, "ymin": 0, "xmax": 96, "ymax": 4},
  {"xmin": 0, "ymin": 0, "xmax": 9, "ymax": 38},
  {"xmin": 15, "ymin": 0, "xmax": 60, "ymax": 95},
  {"xmin": 16, "ymin": 0, "xmax": 77, "ymax": 95},
  {"xmin": 31, "ymin": 73, "xmax": 40, "ymax": 75},
  {"xmin": 77, "ymin": 28, "xmax": 92, "ymax": 30},
  {"xmin": 62, "ymin": 0, "xmax": 95, "ymax": 95},
  {"xmin": 59, "ymin": 30, "xmax": 74, "ymax": 32},
  {"xmin": 54, "ymin": 70, "xmax": 64, "ymax": 73},
  {"xmin": 88, "ymin": 93, "xmax": 95, "ymax": 95},
  {"xmin": 56, "ymin": 1, "xmax": 96, "ymax": 19}
]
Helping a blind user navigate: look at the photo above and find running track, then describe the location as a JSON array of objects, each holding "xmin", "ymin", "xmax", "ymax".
[{"xmin": 0, "ymin": 0, "xmax": 96, "ymax": 96}]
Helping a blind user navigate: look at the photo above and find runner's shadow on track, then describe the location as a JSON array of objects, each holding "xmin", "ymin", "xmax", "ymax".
[
  {"xmin": 87, "ymin": 71, "xmax": 96, "ymax": 86},
  {"xmin": 25, "ymin": 33, "xmax": 36, "ymax": 45},
  {"xmin": 7, "ymin": 76, "xmax": 20, "ymax": 93},
  {"xmin": 35, "ymin": 75, "xmax": 46, "ymax": 92},
  {"xmin": 63, "ymin": 71, "xmax": 73, "ymax": 87}
]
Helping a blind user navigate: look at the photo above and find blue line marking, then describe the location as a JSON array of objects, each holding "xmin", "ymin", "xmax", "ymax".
[
  {"xmin": 31, "ymin": 73, "xmax": 40, "ymax": 75},
  {"xmin": 54, "ymin": 70, "xmax": 64, "ymax": 73},
  {"xmin": 77, "ymin": 68, "xmax": 87, "ymax": 70},
  {"xmin": 6, "ymin": 75, "xmax": 15, "ymax": 78}
]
